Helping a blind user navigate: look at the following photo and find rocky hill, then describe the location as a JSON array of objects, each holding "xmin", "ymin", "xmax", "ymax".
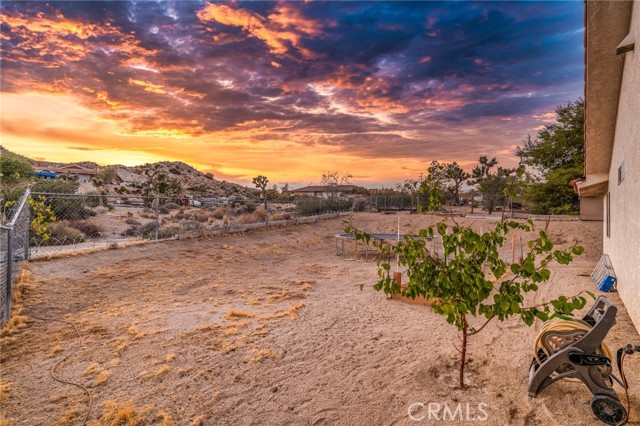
[{"xmin": 1, "ymin": 146, "xmax": 258, "ymax": 198}]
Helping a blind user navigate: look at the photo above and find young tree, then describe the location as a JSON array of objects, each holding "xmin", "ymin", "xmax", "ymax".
[
  {"xmin": 516, "ymin": 99, "xmax": 584, "ymax": 214},
  {"xmin": 445, "ymin": 162, "xmax": 470, "ymax": 206},
  {"xmin": 469, "ymin": 157, "xmax": 515, "ymax": 214},
  {"xmin": 347, "ymin": 219, "xmax": 588, "ymax": 388},
  {"xmin": 253, "ymin": 175, "xmax": 269, "ymax": 209}
]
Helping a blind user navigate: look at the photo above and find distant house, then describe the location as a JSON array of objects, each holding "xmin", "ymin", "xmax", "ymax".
[
  {"xmin": 577, "ymin": 1, "xmax": 639, "ymax": 333},
  {"xmin": 49, "ymin": 165, "xmax": 97, "ymax": 183},
  {"xmin": 290, "ymin": 185, "xmax": 355, "ymax": 198}
]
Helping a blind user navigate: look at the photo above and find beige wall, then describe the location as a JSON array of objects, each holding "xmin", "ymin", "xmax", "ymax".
[{"xmin": 603, "ymin": 2, "xmax": 640, "ymax": 333}]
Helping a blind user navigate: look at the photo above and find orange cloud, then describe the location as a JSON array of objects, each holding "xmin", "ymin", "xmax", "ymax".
[{"xmin": 196, "ymin": 3, "xmax": 320, "ymax": 58}]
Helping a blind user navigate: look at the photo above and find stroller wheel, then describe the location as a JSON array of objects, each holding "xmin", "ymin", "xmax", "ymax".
[{"xmin": 591, "ymin": 395, "xmax": 627, "ymax": 425}]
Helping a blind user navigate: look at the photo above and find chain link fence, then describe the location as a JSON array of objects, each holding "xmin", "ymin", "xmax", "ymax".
[
  {"xmin": 1, "ymin": 188, "xmax": 31, "ymax": 326},
  {"xmin": 26, "ymin": 193, "xmax": 360, "ymax": 259}
]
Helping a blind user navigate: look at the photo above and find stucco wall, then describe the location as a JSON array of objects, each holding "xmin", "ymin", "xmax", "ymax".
[{"xmin": 603, "ymin": 2, "xmax": 640, "ymax": 333}]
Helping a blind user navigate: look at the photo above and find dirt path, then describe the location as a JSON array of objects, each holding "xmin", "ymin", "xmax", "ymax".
[{"xmin": 1, "ymin": 213, "xmax": 639, "ymax": 425}]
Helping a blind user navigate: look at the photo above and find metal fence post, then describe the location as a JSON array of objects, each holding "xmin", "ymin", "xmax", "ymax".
[
  {"xmin": 154, "ymin": 195, "xmax": 160, "ymax": 241},
  {"xmin": 5, "ymin": 228, "xmax": 13, "ymax": 324}
]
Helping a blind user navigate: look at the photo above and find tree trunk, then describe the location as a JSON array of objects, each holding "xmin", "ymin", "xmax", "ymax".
[{"xmin": 459, "ymin": 316, "xmax": 467, "ymax": 388}]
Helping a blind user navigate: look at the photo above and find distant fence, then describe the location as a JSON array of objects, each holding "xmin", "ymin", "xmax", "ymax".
[
  {"xmin": 1, "ymin": 188, "xmax": 31, "ymax": 326},
  {"xmin": 24, "ymin": 193, "xmax": 357, "ymax": 259}
]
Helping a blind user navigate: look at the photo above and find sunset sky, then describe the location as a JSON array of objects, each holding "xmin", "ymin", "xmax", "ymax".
[{"xmin": 0, "ymin": 1, "xmax": 584, "ymax": 187}]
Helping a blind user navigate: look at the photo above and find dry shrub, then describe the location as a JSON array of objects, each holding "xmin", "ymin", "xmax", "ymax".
[
  {"xmin": 192, "ymin": 416, "xmax": 204, "ymax": 426},
  {"xmin": 164, "ymin": 353, "xmax": 176, "ymax": 362},
  {"xmin": 193, "ymin": 211, "xmax": 210, "ymax": 223},
  {"xmin": 269, "ymin": 213, "xmax": 290, "ymax": 221},
  {"xmin": 236, "ymin": 213, "xmax": 261, "ymax": 224},
  {"xmin": 163, "ymin": 202, "xmax": 180, "ymax": 210},
  {"xmin": 226, "ymin": 310, "xmax": 254, "ymax": 319},
  {"xmin": 211, "ymin": 207, "xmax": 226, "ymax": 219},
  {"xmin": 124, "ymin": 218, "xmax": 140, "ymax": 226},
  {"xmin": 68, "ymin": 220, "xmax": 104, "ymax": 238},
  {"xmin": 253, "ymin": 209, "xmax": 268, "ymax": 221},
  {"xmin": 39, "ymin": 222, "xmax": 86, "ymax": 246},
  {"xmin": 91, "ymin": 400, "xmax": 145, "ymax": 426}
]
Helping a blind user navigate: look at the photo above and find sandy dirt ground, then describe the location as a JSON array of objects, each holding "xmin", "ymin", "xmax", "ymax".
[{"xmin": 1, "ymin": 213, "xmax": 639, "ymax": 426}]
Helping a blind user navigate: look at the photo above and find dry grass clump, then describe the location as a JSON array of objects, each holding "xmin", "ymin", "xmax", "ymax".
[
  {"xmin": 164, "ymin": 353, "xmax": 176, "ymax": 362},
  {"xmin": 244, "ymin": 348, "xmax": 277, "ymax": 363},
  {"xmin": 211, "ymin": 207, "xmax": 226, "ymax": 219},
  {"xmin": 90, "ymin": 400, "xmax": 146, "ymax": 426},
  {"xmin": 0, "ymin": 416, "xmax": 14, "ymax": 426},
  {"xmin": 206, "ymin": 336, "xmax": 248, "ymax": 353},
  {"xmin": 225, "ymin": 310, "xmax": 254, "ymax": 319},
  {"xmin": 59, "ymin": 408, "xmax": 81, "ymax": 425},
  {"xmin": 126, "ymin": 324, "xmax": 144, "ymax": 339},
  {"xmin": 0, "ymin": 382, "xmax": 9, "ymax": 401},
  {"xmin": 155, "ymin": 365, "xmax": 171, "ymax": 376},
  {"xmin": 251, "ymin": 324, "xmax": 269, "ymax": 336},
  {"xmin": 156, "ymin": 412, "xmax": 175, "ymax": 426},
  {"xmin": 83, "ymin": 363, "xmax": 111, "ymax": 385},
  {"xmin": 287, "ymin": 303, "xmax": 304, "ymax": 319},
  {"xmin": 1, "ymin": 314, "xmax": 29, "ymax": 336},
  {"xmin": 192, "ymin": 416, "xmax": 204, "ymax": 426},
  {"xmin": 50, "ymin": 344, "xmax": 63, "ymax": 356},
  {"xmin": 95, "ymin": 370, "xmax": 111, "ymax": 385}
]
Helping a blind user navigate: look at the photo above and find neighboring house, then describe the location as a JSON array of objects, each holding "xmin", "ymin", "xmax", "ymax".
[
  {"xmin": 578, "ymin": 1, "xmax": 639, "ymax": 333},
  {"xmin": 290, "ymin": 185, "xmax": 355, "ymax": 198},
  {"xmin": 50, "ymin": 164, "xmax": 97, "ymax": 183}
]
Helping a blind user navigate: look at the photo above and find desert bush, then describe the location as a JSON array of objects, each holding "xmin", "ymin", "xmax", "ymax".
[
  {"xmin": 125, "ymin": 218, "xmax": 140, "ymax": 225},
  {"xmin": 174, "ymin": 211, "xmax": 186, "ymax": 220},
  {"xmin": 158, "ymin": 226, "xmax": 180, "ymax": 239},
  {"xmin": 180, "ymin": 220, "xmax": 203, "ymax": 232},
  {"xmin": 212, "ymin": 207, "xmax": 226, "ymax": 219},
  {"xmin": 138, "ymin": 221, "xmax": 159, "ymax": 237},
  {"xmin": 163, "ymin": 202, "xmax": 180, "ymax": 210},
  {"xmin": 193, "ymin": 211, "xmax": 210, "ymax": 223},
  {"xmin": 244, "ymin": 201, "xmax": 257, "ymax": 213},
  {"xmin": 237, "ymin": 213, "xmax": 260, "ymax": 224},
  {"xmin": 68, "ymin": 220, "xmax": 104, "ymax": 238},
  {"xmin": 270, "ymin": 213, "xmax": 290, "ymax": 221},
  {"xmin": 142, "ymin": 207, "xmax": 153, "ymax": 214},
  {"xmin": 253, "ymin": 209, "xmax": 268, "ymax": 221},
  {"xmin": 352, "ymin": 198, "xmax": 367, "ymax": 212},
  {"xmin": 158, "ymin": 206, "xmax": 170, "ymax": 215},
  {"xmin": 33, "ymin": 222, "xmax": 86, "ymax": 246},
  {"xmin": 297, "ymin": 198, "xmax": 324, "ymax": 216}
]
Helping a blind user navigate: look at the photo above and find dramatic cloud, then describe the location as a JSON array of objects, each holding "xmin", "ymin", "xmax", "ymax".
[{"xmin": 0, "ymin": 1, "xmax": 584, "ymax": 186}]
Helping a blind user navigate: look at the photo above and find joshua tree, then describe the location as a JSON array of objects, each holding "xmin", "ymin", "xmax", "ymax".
[{"xmin": 253, "ymin": 175, "xmax": 269, "ymax": 209}]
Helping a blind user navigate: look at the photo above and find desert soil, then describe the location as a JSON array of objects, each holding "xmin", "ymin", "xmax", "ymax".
[{"xmin": 1, "ymin": 213, "xmax": 639, "ymax": 425}]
